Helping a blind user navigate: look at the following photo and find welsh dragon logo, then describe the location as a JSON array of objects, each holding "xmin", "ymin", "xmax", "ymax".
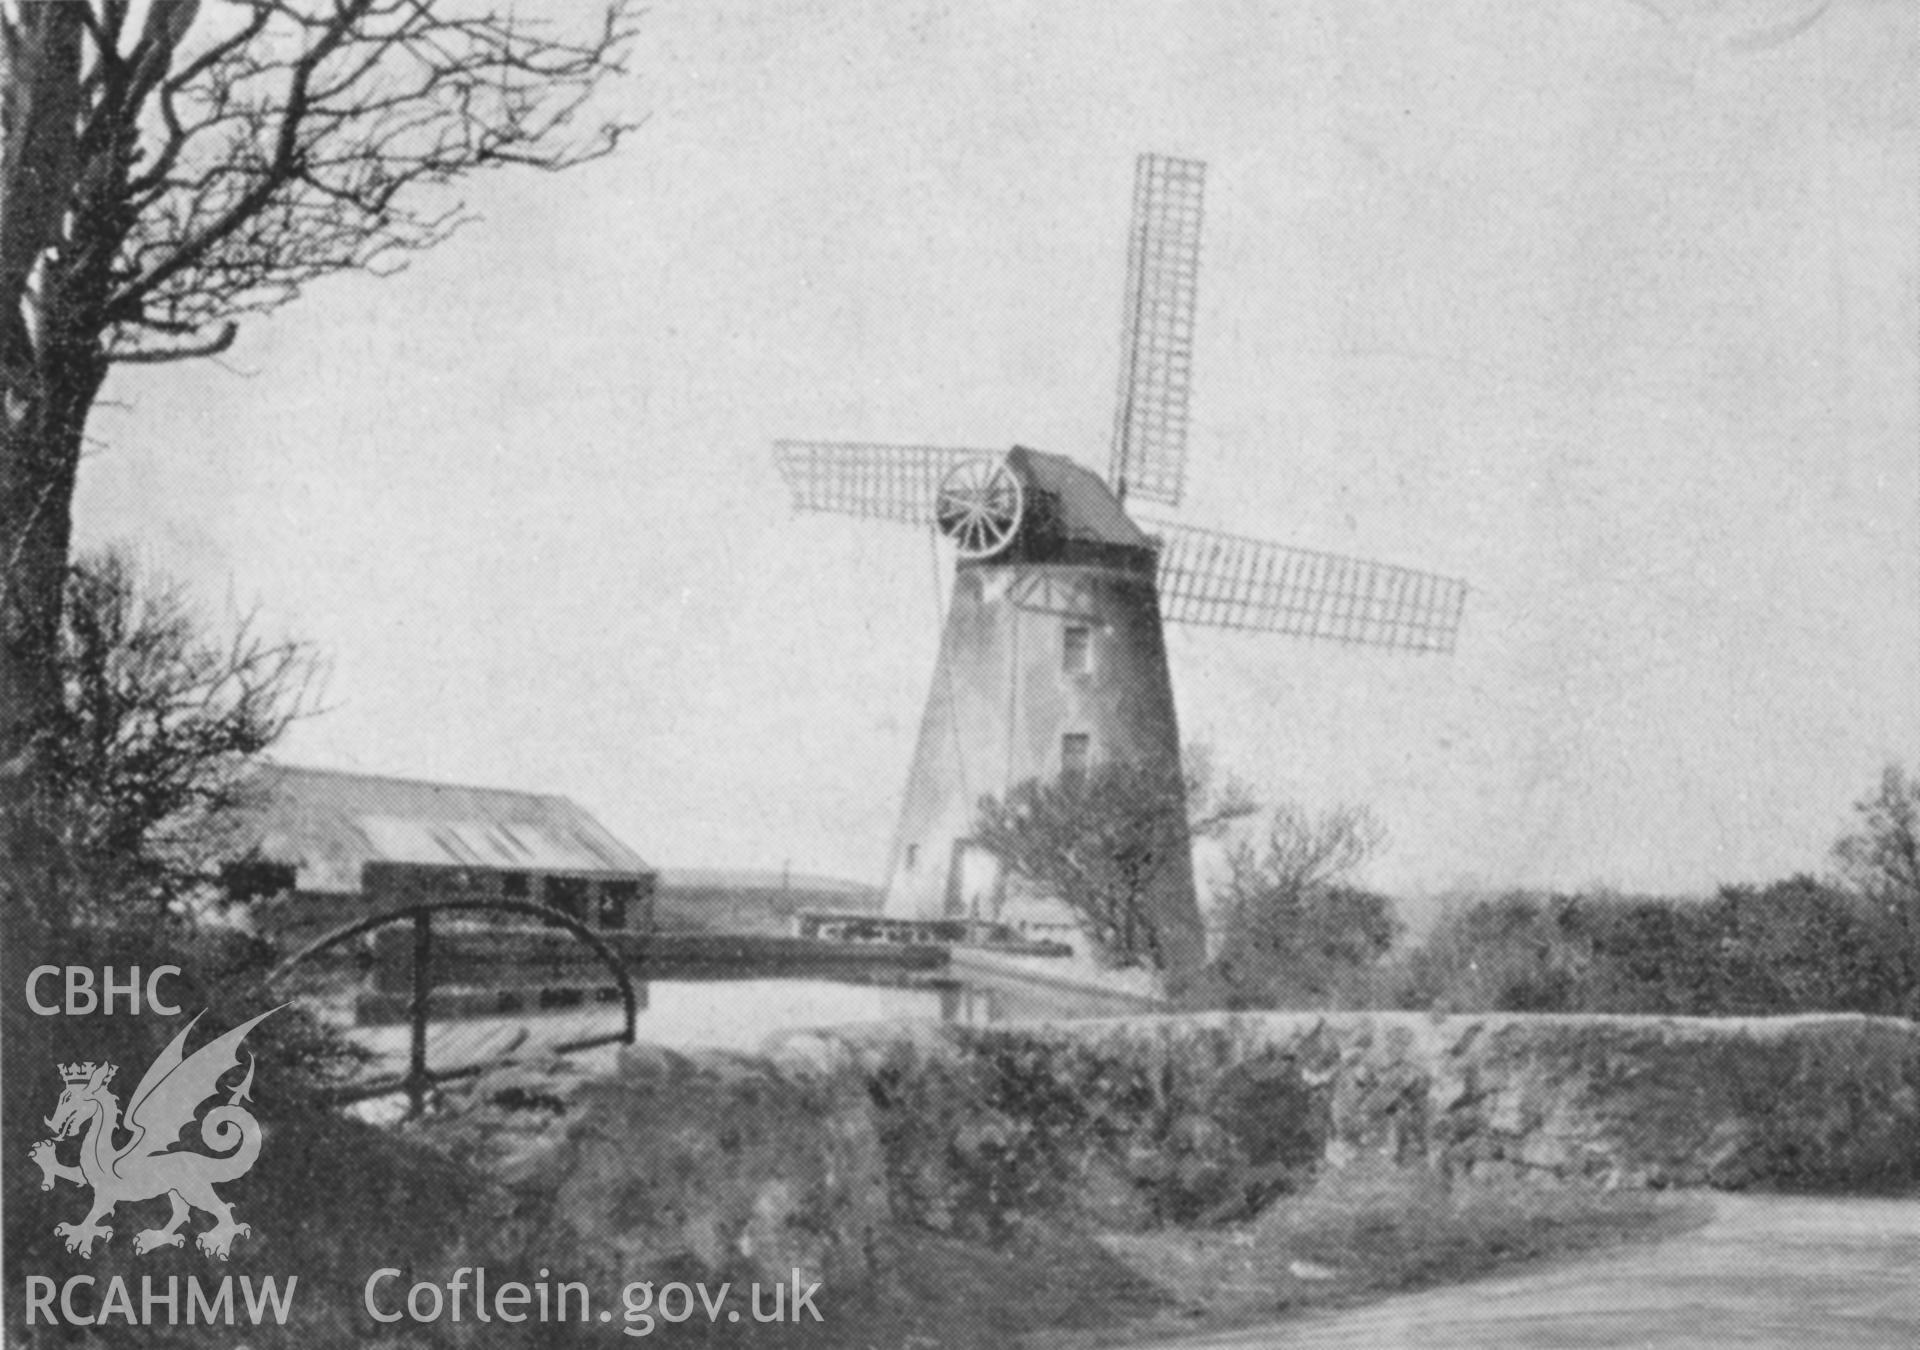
[{"xmin": 30, "ymin": 1007, "xmax": 282, "ymax": 1261}]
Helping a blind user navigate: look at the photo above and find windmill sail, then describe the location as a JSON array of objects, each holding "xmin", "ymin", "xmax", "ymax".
[
  {"xmin": 774, "ymin": 152, "xmax": 1469, "ymax": 981},
  {"xmin": 1148, "ymin": 519, "xmax": 1467, "ymax": 653},
  {"xmin": 1108, "ymin": 153, "xmax": 1206, "ymax": 509},
  {"xmin": 773, "ymin": 441, "xmax": 998, "ymax": 526}
]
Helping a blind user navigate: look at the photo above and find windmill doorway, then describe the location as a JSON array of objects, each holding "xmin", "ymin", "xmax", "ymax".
[{"xmin": 944, "ymin": 839, "xmax": 1005, "ymax": 924}]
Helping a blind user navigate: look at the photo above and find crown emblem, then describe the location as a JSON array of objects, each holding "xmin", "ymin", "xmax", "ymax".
[{"xmin": 37, "ymin": 1008, "xmax": 280, "ymax": 1261}]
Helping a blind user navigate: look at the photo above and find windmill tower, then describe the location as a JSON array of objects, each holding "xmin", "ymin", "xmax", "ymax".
[{"xmin": 774, "ymin": 155, "xmax": 1466, "ymax": 976}]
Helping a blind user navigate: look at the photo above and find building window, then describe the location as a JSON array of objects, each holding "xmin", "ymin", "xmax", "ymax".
[
  {"xmin": 599, "ymin": 880, "xmax": 636, "ymax": 929},
  {"xmin": 220, "ymin": 860, "xmax": 297, "ymax": 904},
  {"xmin": 1061, "ymin": 732, "xmax": 1091, "ymax": 785},
  {"xmin": 501, "ymin": 871, "xmax": 530, "ymax": 899},
  {"xmin": 905, "ymin": 844, "xmax": 919, "ymax": 871},
  {"xmin": 1063, "ymin": 624, "xmax": 1092, "ymax": 675},
  {"xmin": 547, "ymin": 876, "xmax": 588, "ymax": 924}
]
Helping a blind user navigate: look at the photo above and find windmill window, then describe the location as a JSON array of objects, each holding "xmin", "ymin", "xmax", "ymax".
[
  {"xmin": 905, "ymin": 844, "xmax": 919, "ymax": 871},
  {"xmin": 1061, "ymin": 733, "xmax": 1091, "ymax": 784},
  {"xmin": 1063, "ymin": 624, "xmax": 1092, "ymax": 675}
]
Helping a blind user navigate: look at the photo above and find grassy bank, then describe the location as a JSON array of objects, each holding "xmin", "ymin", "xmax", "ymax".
[
  {"xmin": 1088, "ymin": 1164, "xmax": 1705, "ymax": 1344},
  {"xmin": 831, "ymin": 1164, "xmax": 1699, "ymax": 1348}
]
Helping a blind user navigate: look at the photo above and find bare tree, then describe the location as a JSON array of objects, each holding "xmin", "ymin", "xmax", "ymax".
[
  {"xmin": 1, "ymin": 0, "xmax": 639, "ymax": 920},
  {"xmin": 973, "ymin": 748, "xmax": 1255, "ymax": 968},
  {"xmin": 46, "ymin": 546, "xmax": 318, "ymax": 922},
  {"xmin": 1206, "ymin": 802, "xmax": 1395, "ymax": 1007},
  {"xmin": 1835, "ymin": 763, "xmax": 1920, "ymax": 932},
  {"xmin": 1223, "ymin": 803, "xmax": 1384, "ymax": 906}
]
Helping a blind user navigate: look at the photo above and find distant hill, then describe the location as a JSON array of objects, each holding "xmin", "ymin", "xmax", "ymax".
[{"xmin": 654, "ymin": 868, "xmax": 882, "ymax": 936}]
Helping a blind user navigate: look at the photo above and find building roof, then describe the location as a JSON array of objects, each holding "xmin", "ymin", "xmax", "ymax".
[
  {"xmin": 230, "ymin": 763, "xmax": 652, "ymax": 894},
  {"xmin": 1009, "ymin": 446, "xmax": 1153, "ymax": 549}
]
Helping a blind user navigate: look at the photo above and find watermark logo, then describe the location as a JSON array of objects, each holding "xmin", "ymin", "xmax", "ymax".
[{"xmin": 30, "ymin": 1006, "xmax": 282, "ymax": 1261}]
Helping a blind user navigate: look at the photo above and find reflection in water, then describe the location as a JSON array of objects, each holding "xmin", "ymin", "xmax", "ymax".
[
  {"xmin": 627, "ymin": 976, "xmax": 974, "ymax": 1051},
  {"xmin": 345, "ymin": 976, "xmax": 976, "ymax": 1079},
  {"xmin": 339, "ymin": 972, "xmax": 1157, "ymax": 1124},
  {"xmin": 345, "ymin": 970, "xmax": 1147, "ymax": 1087}
]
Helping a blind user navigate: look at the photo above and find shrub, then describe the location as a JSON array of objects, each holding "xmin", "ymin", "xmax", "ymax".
[
  {"xmin": 866, "ymin": 1031, "xmax": 1327, "ymax": 1240},
  {"xmin": 1393, "ymin": 879, "xmax": 1915, "ymax": 1018}
]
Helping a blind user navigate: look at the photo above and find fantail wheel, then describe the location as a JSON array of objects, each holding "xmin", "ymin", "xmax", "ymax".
[{"xmin": 934, "ymin": 455, "xmax": 1024, "ymax": 559}]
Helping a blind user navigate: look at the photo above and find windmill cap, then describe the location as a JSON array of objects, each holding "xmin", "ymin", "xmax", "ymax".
[{"xmin": 1006, "ymin": 446, "xmax": 1153, "ymax": 550}]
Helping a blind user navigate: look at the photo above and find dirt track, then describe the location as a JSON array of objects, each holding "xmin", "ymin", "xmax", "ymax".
[{"xmin": 1160, "ymin": 1193, "xmax": 1920, "ymax": 1349}]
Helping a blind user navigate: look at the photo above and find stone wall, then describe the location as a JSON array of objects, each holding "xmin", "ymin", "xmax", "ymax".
[
  {"xmin": 417, "ymin": 1045, "xmax": 892, "ymax": 1294},
  {"xmin": 799, "ymin": 1012, "xmax": 1920, "ymax": 1196},
  {"xmin": 421, "ymin": 1011, "xmax": 1920, "ymax": 1306}
]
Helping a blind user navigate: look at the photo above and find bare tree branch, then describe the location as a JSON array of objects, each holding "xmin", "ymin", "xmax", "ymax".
[
  {"xmin": 106, "ymin": 318, "xmax": 236, "ymax": 364},
  {"xmin": 974, "ymin": 746, "xmax": 1245, "ymax": 969},
  {"xmin": 4, "ymin": 0, "xmax": 639, "ymax": 922},
  {"xmin": 1205, "ymin": 801, "xmax": 1395, "ymax": 1009},
  {"xmin": 9, "ymin": 0, "xmax": 641, "ymax": 363},
  {"xmin": 1835, "ymin": 764, "xmax": 1920, "ymax": 916},
  {"xmin": 48, "ymin": 546, "xmax": 322, "ymax": 918}
]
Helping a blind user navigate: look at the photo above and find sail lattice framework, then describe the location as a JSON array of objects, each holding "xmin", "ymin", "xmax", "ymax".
[
  {"xmin": 773, "ymin": 440, "xmax": 995, "ymax": 527},
  {"xmin": 1108, "ymin": 153, "xmax": 1205, "ymax": 509},
  {"xmin": 1147, "ymin": 519, "xmax": 1467, "ymax": 653}
]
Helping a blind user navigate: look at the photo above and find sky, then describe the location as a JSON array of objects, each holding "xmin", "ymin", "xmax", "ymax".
[{"xmin": 74, "ymin": 0, "xmax": 1917, "ymax": 912}]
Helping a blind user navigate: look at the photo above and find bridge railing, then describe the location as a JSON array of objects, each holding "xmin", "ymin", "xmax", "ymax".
[{"xmin": 267, "ymin": 897, "xmax": 639, "ymax": 1117}]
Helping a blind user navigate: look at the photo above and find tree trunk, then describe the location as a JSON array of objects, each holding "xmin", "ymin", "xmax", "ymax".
[
  {"xmin": 1, "ymin": 1, "xmax": 97, "ymax": 929},
  {"xmin": 1, "ymin": 350, "xmax": 105, "ymax": 926}
]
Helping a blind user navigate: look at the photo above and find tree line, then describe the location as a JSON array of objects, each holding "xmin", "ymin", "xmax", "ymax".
[
  {"xmin": 970, "ymin": 746, "xmax": 1920, "ymax": 1020},
  {"xmin": 1390, "ymin": 774, "xmax": 1920, "ymax": 1018},
  {"xmin": 33, "ymin": 556, "xmax": 1920, "ymax": 1026}
]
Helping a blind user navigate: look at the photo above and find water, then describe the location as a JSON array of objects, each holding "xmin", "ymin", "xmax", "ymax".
[
  {"xmin": 624, "ymin": 975, "xmax": 982, "ymax": 1049},
  {"xmin": 336, "ymin": 966, "xmax": 1163, "ymax": 1127},
  {"xmin": 344, "ymin": 975, "xmax": 995, "ymax": 1081}
]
